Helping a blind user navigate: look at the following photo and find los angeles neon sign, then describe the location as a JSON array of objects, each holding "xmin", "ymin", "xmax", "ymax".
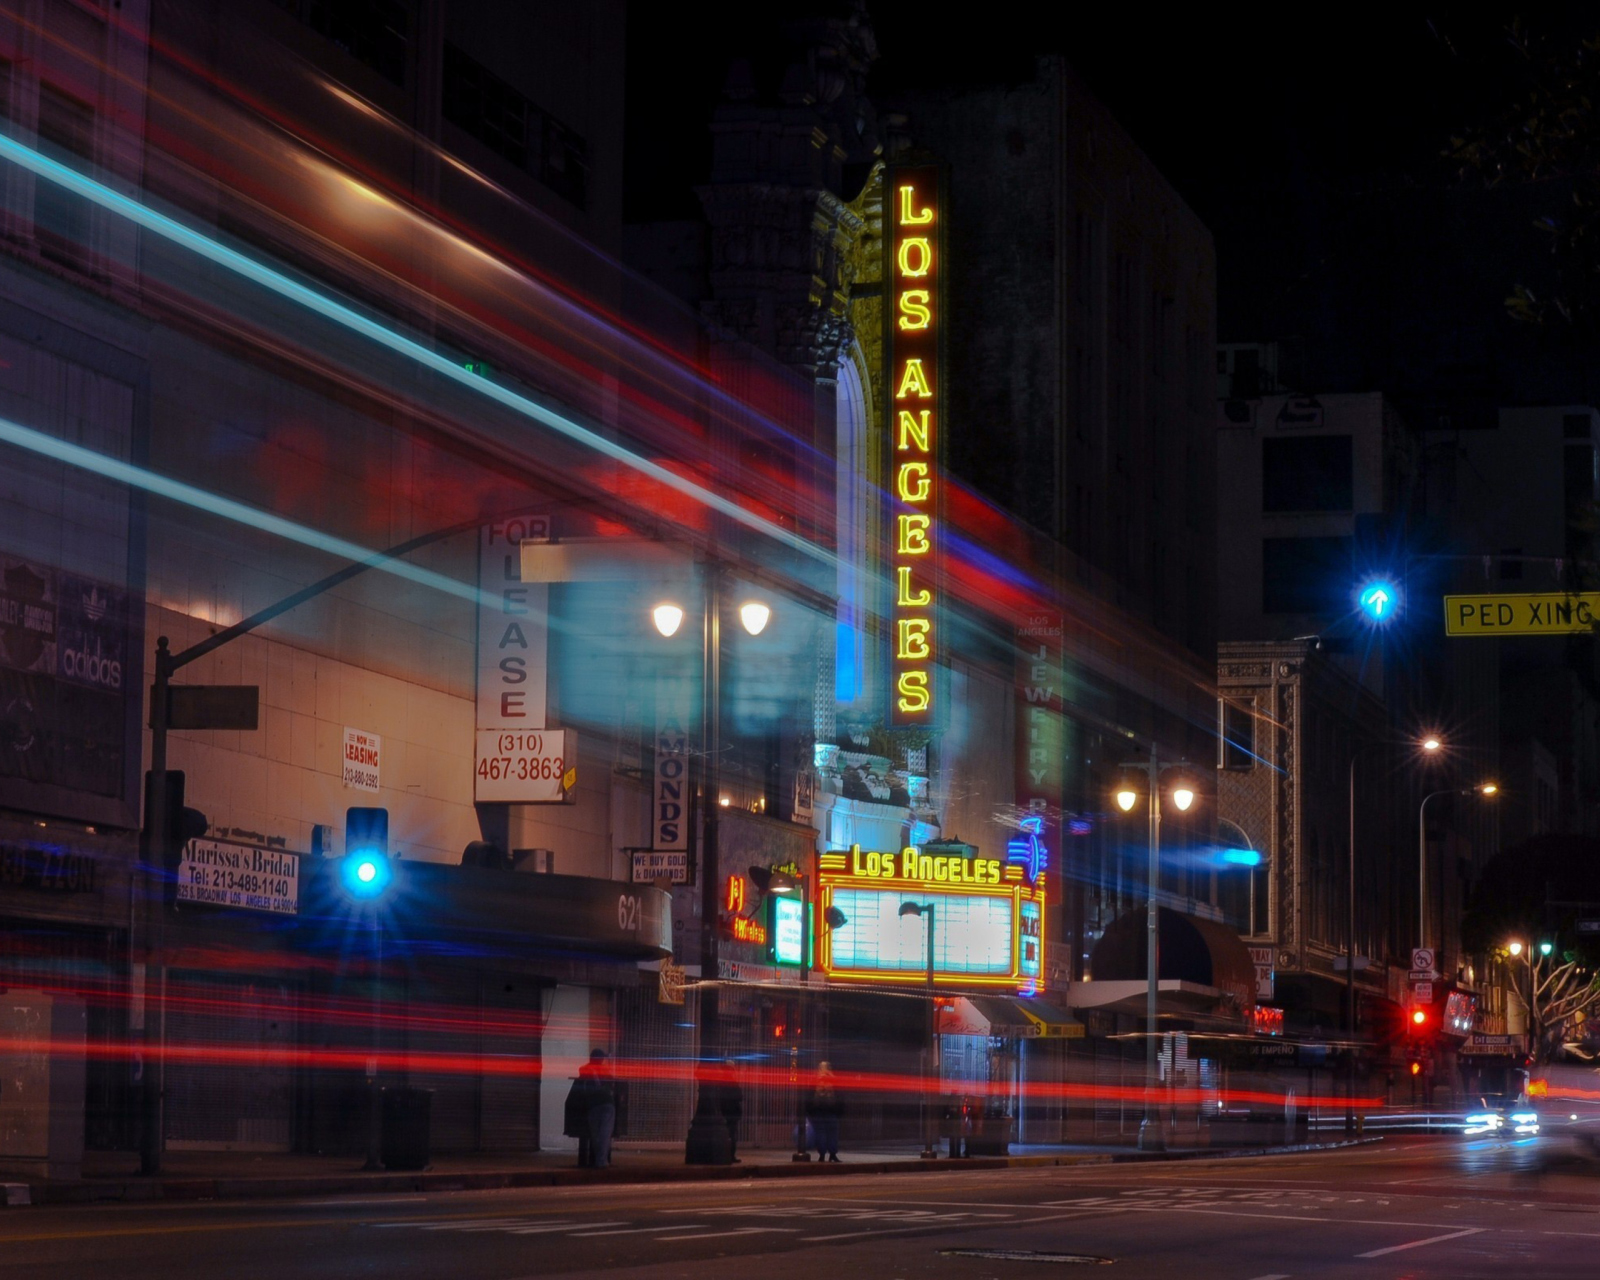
[{"xmin": 889, "ymin": 168, "xmax": 940, "ymax": 726}]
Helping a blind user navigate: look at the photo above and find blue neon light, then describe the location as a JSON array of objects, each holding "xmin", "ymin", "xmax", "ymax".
[{"xmin": 1221, "ymin": 847, "xmax": 1262, "ymax": 867}]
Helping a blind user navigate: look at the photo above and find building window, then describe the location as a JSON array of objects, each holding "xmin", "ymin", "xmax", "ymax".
[
  {"xmin": 1262, "ymin": 536, "xmax": 1353, "ymax": 614},
  {"xmin": 1219, "ymin": 698, "xmax": 1255, "ymax": 770},
  {"xmin": 35, "ymin": 83, "xmax": 95, "ymax": 271},
  {"xmin": 1262, "ymin": 436, "xmax": 1353, "ymax": 512},
  {"xmin": 442, "ymin": 43, "xmax": 589, "ymax": 209},
  {"xmin": 276, "ymin": 0, "xmax": 409, "ymax": 87}
]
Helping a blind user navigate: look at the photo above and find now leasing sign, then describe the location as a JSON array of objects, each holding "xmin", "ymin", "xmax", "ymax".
[{"xmin": 342, "ymin": 727, "xmax": 380, "ymax": 792}]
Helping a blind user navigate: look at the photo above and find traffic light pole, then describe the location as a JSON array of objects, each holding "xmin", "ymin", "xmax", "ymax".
[
  {"xmin": 139, "ymin": 638, "xmax": 173, "ymax": 1176},
  {"xmin": 134, "ymin": 521, "xmax": 485, "ymax": 1175}
]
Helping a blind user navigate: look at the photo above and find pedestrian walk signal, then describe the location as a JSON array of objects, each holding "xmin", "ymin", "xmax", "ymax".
[{"xmin": 341, "ymin": 806, "xmax": 391, "ymax": 900}]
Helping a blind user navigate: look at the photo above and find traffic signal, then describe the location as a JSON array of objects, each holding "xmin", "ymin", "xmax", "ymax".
[
  {"xmin": 341, "ymin": 807, "xmax": 392, "ymax": 900},
  {"xmin": 1410, "ymin": 1007, "xmax": 1429, "ymax": 1031},
  {"xmin": 141, "ymin": 769, "xmax": 209, "ymax": 864}
]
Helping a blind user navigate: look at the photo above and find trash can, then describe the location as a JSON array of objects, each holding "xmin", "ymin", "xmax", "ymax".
[{"xmin": 380, "ymin": 1086, "xmax": 433, "ymax": 1171}]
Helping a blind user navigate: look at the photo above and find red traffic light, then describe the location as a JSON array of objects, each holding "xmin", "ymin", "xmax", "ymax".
[{"xmin": 1410, "ymin": 1008, "xmax": 1428, "ymax": 1027}]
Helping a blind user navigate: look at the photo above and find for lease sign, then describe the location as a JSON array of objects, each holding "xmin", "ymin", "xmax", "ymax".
[{"xmin": 342, "ymin": 727, "xmax": 381, "ymax": 792}]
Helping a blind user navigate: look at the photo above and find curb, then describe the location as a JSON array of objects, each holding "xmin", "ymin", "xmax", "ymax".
[{"xmin": 5, "ymin": 1139, "xmax": 1377, "ymax": 1208}]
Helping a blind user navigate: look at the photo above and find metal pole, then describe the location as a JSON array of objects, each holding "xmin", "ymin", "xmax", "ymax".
[
  {"xmin": 139, "ymin": 637, "xmax": 172, "ymax": 1176},
  {"xmin": 922, "ymin": 905, "xmax": 937, "ymax": 1159},
  {"xmin": 363, "ymin": 914, "xmax": 383, "ymax": 1170},
  {"xmin": 1140, "ymin": 752, "xmax": 1164, "ymax": 1152},
  {"xmin": 698, "ymin": 569, "xmax": 723, "ymax": 1062},
  {"xmin": 1346, "ymin": 752, "xmax": 1357, "ymax": 1133},
  {"xmin": 793, "ymin": 876, "xmax": 810, "ymax": 1162}
]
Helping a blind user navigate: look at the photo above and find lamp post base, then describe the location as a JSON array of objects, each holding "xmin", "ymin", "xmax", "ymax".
[{"xmin": 1137, "ymin": 1117, "xmax": 1166, "ymax": 1152}]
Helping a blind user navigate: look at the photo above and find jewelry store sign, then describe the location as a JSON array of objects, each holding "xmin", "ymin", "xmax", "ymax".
[{"xmin": 177, "ymin": 838, "xmax": 299, "ymax": 915}]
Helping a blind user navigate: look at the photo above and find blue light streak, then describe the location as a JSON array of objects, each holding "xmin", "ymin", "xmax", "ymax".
[
  {"xmin": 0, "ymin": 412, "xmax": 485, "ymax": 607},
  {"xmin": 0, "ymin": 132, "xmax": 833, "ymax": 572}
]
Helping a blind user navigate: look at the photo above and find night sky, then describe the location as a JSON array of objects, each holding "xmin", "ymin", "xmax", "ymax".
[{"xmin": 627, "ymin": 5, "xmax": 1600, "ymax": 404}]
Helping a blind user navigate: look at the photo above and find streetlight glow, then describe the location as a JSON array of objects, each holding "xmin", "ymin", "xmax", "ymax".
[
  {"xmin": 1421, "ymin": 736, "xmax": 1442, "ymax": 753},
  {"xmin": 1478, "ymin": 782, "xmax": 1499, "ymax": 796},
  {"xmin": 1508, "ymin": 941, "xmax": 1524, "ymax": 957},
  {"xmin": 651, "ymin": 602, "xmax": 684, "ymax": 637},
  {"xmin": 1170, "ymin": 785, "xmax": 1196, "ymax": 812},
  {"xmin": 738, "ymin": 601, "xmax": 771, "ymax": 635},
  {"xmin": 1114, "ymin": 787, "xmax": 1139, "ymax": 812}
]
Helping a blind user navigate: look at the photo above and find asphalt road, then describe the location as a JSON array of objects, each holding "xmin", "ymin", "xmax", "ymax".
[{"xmin": 6, "ymin": 1137, "xmax": 1600, "ymax": 1278}]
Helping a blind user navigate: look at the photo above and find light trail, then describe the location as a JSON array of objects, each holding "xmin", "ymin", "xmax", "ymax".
[
  {"xmin": 0, "ymin": 131, "xmax": 836, "ymax": 575},
  {"xmin": 0, "ymin": 413, "xmax": 488, "ymax": 610}
]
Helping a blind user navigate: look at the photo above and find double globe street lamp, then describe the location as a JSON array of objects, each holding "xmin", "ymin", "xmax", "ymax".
[
  {"xmin": 1113, "ymin": 755, "xmax": 1197, "ymax": 1152},
  {"xmin": 650, "ymin": 580, "xmax": 774, "ymax": 1117}
]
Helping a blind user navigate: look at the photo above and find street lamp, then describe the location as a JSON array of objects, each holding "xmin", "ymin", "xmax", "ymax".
[
  {"xmin": 1113, "ymin": 752, "xmax": 1197, "ymax": 1152},
  {"xmin": 1418, "ymin": 782, "xmax": 1498, "ymax": 953},
  {"xmin": 650, "ymin": 579, "xmax": 777, "ymax": 1160},
  {"xmin": 898, "ymin": 900, "xmax": 938, "ymax": 1159}
]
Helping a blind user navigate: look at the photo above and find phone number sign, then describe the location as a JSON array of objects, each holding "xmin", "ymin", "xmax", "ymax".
[
  {"xmin": 177, "ymin": 839, "xmax": 299, "ymax": 915},
  {"xmin": 474, "ymin": 728, "xmax": 575, "ymax": 803}
]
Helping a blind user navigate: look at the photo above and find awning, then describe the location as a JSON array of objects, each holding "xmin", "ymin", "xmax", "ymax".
[
  {"xmin": 1066, "ymin": 979, "xmax": 1225, "ymax": 1017},
  {"xmin": 1088, "ymin": 906, "xmax": 1255, "ymax": 1014},
  {"xmin": 938, "ymin": 996, "xmax": 1084, "ymax": 1039}
]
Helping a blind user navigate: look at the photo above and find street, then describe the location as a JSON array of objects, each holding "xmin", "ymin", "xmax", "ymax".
[{"xmin": 4, "ymin": 1138, "xmax": 1599, "ymax": 1278}]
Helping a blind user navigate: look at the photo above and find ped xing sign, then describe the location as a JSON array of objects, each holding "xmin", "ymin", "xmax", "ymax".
[{"xmin": 1445, "ymin": 592, "xmax": 1600, "ymax": 636}]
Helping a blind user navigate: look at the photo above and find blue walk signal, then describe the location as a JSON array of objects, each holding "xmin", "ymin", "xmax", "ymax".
[
  {"xmin": 1357, "ymin": 579, "xmax": 1399, "ymax": 623},
  {"xmin": 342, "ymin": 806, "xmax": 392, "ymax": 899}
]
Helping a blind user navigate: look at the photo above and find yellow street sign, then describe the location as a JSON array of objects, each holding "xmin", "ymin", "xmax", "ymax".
[{"xmin": 1444, "ymin": 592, "xmax": 1600, "ymax": 636}]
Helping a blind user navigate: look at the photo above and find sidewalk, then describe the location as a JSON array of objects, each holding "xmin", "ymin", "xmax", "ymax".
[{"xmin": 2, "ymin": 1136, "xmax": 1374, "ymax": 1208}]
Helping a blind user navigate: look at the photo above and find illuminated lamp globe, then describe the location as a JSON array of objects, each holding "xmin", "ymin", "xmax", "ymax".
[
  {"xmin": 652, "ymin": 602, "xmax": 685, "ymax": 638},
  {"xmin": 738, "ymin": 601, "xmax": 771, "ymax": 636},
  {"xmin": 1478, "ymin": 782, "xmax": 1499, "ymax": 796},
  {"xmin": 1421, "ymin": 736, "xmax": 1442, "ymax": 753},
  {"xmin": 1114, "ymin": 788, "xmax": 1139, "ymax": 813},
  {"xmin": 1508, "ymin": 941, "xmax": 1524, "ymax": 957},
  {"xmin": 1170, "ymin": 785, "xmax": 1196, "ymax": 813}
]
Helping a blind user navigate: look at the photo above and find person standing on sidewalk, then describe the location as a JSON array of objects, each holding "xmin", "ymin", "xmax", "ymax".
[
  {"xmin": 719, "ymin": 1058, "xmax": 744, "ymax": 1163},
  {"xmin": 807, "ymin": 1061, "xmax": 842, "ymax": 1162},
  {"xmin": 578, "ymin": 1049, "xmax": 616, "ymax": 1168}
]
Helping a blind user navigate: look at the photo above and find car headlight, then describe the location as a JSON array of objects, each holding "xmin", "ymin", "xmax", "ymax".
[{"xmin": 1511, "ymin": 1112, "xmax": 1538, "ymax": 1124}]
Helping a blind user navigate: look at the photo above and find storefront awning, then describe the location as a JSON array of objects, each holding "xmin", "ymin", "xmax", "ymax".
[
  {"xmin": 1065, "ymin": 978, "xmax": 1225, "ymax": 1018},
  {"xmin": 1088, "ymin": 906, "xmax": 1255, "ymax": 1014},
  {"xmin": 939, "ymin": 996, "xmax": 1084, "ymax": 1039}
]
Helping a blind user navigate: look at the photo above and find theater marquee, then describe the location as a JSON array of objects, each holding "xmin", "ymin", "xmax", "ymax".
[
  {"xmin": 817, "ymin": 841, "xmax": 1044, "ymax": 988},
  {"xmin": 887, "ymin": 166, "xmax": 941, "ymax": 727}
]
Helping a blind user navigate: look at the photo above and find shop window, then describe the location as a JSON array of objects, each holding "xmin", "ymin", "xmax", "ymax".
[
  {"xmin": 443, "ymin": 43, "xmax": 589, "ymax": 209},
  {"xmin": 276, "ymin": 0, "xmax": 409, "ymax": 87},
  {"xmin": 1262, "ymin": 436, "xmax": 1353, "ymax": 512},
  {"xmin": 35, "ymin": 83, "xmax": 94, "ymax": 271},
  {"xmin": 1219, "ymin": 698, "xmax": 1255, "ymax": 770}
]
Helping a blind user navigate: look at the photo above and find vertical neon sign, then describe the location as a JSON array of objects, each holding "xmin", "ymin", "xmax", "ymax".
[{"xmin": 888, "ymin": 168, "xmax": 940, "ymax": 727}]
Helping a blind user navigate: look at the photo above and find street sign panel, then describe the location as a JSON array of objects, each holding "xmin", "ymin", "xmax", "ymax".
[
  {"xmin": 1409, "ymin": 968, "xmax": 1439, "ymax": 982},
  {"xmin": 1411, "ymin": 947, "xmax": 1435, "ymax": 972},
  {"xmin": 163, "ymin": 685, "xmax": 259, "ymax": 731},
  {"xmin": 1413, "ymin": 981, "xmax": 1433, "ymax": 1003},
  {"xmin": 1577, "ymin": 919, "xmax": 1600, "ymax": 935},
  {"xmin": 1445, "ymin": 591, "xmax": 1600, "ymax": 636}
]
